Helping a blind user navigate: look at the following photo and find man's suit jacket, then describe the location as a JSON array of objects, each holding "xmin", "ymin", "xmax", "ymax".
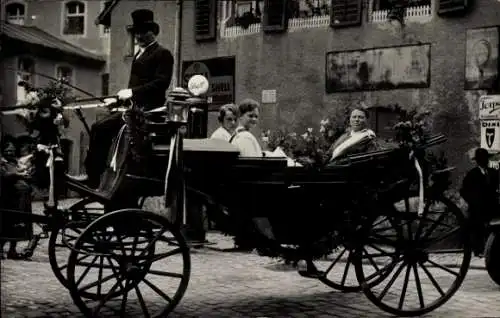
[
  {"xmin": 460, "ymin": 166, "xmax": 500, "ymax": 219},
  {"xmin": 128, "ymin": 42, "xmax": 174, "ymax": 110}
]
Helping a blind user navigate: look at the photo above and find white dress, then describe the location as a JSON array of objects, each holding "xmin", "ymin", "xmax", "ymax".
[
  {"xmin": 210, "ymin": 127, "xmax": 232, "ymax": 142},
  {"xmin": 231, "ymin": 129, "xmax": 262, "ymax": 157}
]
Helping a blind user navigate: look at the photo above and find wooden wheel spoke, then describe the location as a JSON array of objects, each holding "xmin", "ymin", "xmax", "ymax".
[
  {"xmin": 97, "ymin": 257, "xmax": 104, "ymax": 297},
  {"xmin": 134, "ymin": 284, "xmax": 151, "ymax": 318},
  {"xmin": 144, "ymin": 248, "xmax": 183, "ymax": 265},
  {"xmin": 412, "ymin": 263, "xmax": 425, "ymax": 309},
  {"xmin": 120, "ymin": 279, "xmax": 131, "ymax": 316},
  {"xmin": 324, "ymin": 248, "xmax": 347, "ymax": 275},
  {"xmin": 92, "ymin": 276, "xmax": 125, "ymax": 316},
  {"xmin": 78, "ymin": 273, "xmax": 117, "ymax": 293},
  {"xmin": 425, "ymin": 259, "xmax": 459, "ymax": 276},
  {"xmin": 363, "ymin": 248, "xmax": 380, "ymax": 271},
  {"xmin": 147, "ymin": 269, "xmax": 184, "ymax": 278},
  {"xmin": 59, "ymin": 254, "xmax": 90, "ymax": 271},
  {"xmin": 377, "ymin": 260, "xmax": 406, "ymax": 301},
  {"xmin": 138, "ymin": 226, "xmax": 168, "ymax": 258},
  {"xmin": 365, "ymin": 255, "xmax": 402, "ymax": 282},
  {"xmin": 340, "ymin": 255, "xmax": 352, "ymax": 286},
  {"xmin": 76, "ymin": 256, "xmax": 99, "ymax": 286},
  {"xmin": 420, "ymin": 212, "xmax": 447, "ymax": 242},
  {"xmin": 419, "ymin": 262, "xmax": 445, "ymax": 296},
  {"xmin": 398, "ymin": 264, "xmax": 412, "ymax": 310},
  {"xmin": 142, "ymin": 278, "xmax": 173, "ymax": 303}
]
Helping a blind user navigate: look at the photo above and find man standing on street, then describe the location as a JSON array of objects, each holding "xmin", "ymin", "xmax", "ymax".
[{"xmin": 68, "ymin": 9, "xmax": 174, "ymax": 188}]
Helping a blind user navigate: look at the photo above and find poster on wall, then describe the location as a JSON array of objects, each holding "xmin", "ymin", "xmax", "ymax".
[
  {"xmin": 465, "ymin": 26, "xmax": 499, "ymax": 90},
  {"xmin": 325, "ymin": 44, "xmax": 431, "ymax": 93},
  {"xmin": 181, "ymin": 56, "xmax": 235, "ymax": 111}
]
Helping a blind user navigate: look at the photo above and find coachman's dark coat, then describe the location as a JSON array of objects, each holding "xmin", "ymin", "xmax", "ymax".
[{"xmin": 128, "ymin": 42, "xmax": 174, "ymax": 110}]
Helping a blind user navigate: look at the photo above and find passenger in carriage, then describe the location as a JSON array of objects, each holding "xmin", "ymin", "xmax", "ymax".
[
  {"xmin": 230, "ymin": 99, "xmax": 264, "ymax": 157},
  {"xmin": 328, "ymin": 107, "xmax": 378, "ymax": 163},
  {"xmin": 210, "ymin": 103, "xmax": 238, "ymax": 142}
]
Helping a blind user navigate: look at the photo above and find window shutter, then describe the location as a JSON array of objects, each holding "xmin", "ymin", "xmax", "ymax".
[
  {"xmin": 195, "ymin": 0, "xmax": 217, "ymax": 42},
  {"xmin": 330, "ymin": 0, "xmax": 362, "ymax": 28},
  {"xmin": 263, "ymin": 0, "xmax": 289, "ymax": 33},
  {"xmin": 437, "ymin": 0, "xmax": 468, "ymax": 15}
]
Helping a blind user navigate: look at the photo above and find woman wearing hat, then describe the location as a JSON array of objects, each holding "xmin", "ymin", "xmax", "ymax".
[{"xmin": 70, "ymin": 9, "xmax": 174, "ymax": 189}]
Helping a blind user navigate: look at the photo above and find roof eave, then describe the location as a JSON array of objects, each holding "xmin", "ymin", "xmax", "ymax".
[{"xmin": 95, "ymin": 0, "xmax": 121, "ymax": 26}]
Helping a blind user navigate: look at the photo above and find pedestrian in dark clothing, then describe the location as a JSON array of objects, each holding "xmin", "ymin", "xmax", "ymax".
[
  {"xmin": 0, "ymin": 135, "xmax": 33, "ymax": 260},
  {"xmin": 460, "ymin": 148, "xmax": 500, "ymax": 256}
]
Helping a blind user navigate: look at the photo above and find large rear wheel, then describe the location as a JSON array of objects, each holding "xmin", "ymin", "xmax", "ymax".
[{"xmin": 354, "ymin": 195, "xmax": 472, "ymax": 316}]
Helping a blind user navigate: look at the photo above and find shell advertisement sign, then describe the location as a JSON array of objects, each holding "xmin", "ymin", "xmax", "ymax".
[{"xmin": 479, "ymin": 95, "xmax": 500, "ymax": 153}]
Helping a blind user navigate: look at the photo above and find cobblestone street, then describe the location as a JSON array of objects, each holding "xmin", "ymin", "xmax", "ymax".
[{"xmin": 1, "ymin": 200, "xmax": 500, "ymax": 317}]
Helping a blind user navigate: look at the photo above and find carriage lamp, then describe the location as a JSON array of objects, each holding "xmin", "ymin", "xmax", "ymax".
[{"xmin": 166, "ymin": 87, "xmax": 191, "ymax": 123}]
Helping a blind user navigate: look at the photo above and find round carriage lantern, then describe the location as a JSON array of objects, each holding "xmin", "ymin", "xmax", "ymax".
[
  {"xmin": 166, "ymin": 87, "xmax": 191, "ymax": 123},
  {"xmin": 187, "ymin": 74, "xmax": 209, "ymax": 97}
]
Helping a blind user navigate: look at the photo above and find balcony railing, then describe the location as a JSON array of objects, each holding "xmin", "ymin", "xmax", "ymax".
[
  {"xmin": 220, "ymin": 14, "xmax": 330, "ymax": 38},
  {"xmin": 289, "ymin": 15, "xmax": 330, "ymax": 31},
  {"xmin": 371, "ymin": 5, "xmax": 432, "ymax": 23}
]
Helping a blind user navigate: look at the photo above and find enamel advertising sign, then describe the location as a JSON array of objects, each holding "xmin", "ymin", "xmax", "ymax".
[{"xmin": 479, "ymin": 95, "xmax": 500, "ymax": 154}]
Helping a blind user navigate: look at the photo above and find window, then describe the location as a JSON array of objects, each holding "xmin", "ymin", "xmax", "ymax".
[
  {"xmin": 262, "ymin": 0, "xmax": 289, "ymax": 33},
  {"xmin": 5, "ymin": 2, "xmax": 26, "ymax": 25},
  {"xmin": 373, "ymin": 0, "xmax": 430, "ymax": 11},
  {"xmin": 438, "ymin": 0, "xmax": 468, "ymax": 15},
  {"xmin": 288, "ymin": 0, "xmax": 330, "ymax": 18},
  {"xmin": 194, "ymin": 0, "xmax": 218, "ymax": 41},
  {"xmin": 56, "ymin": 66, "xmax": 74, "ymax": 85},
  {"xmin": 17, "ymin": 57, "xmax": 35, "ymax": 104},
  {"xmin": 330, "ymin": 0, "xmax": 363, "ymax": 28},
  {"xmin": 63, "ymin": 1, "xmax": 85, "ymax": 35}
]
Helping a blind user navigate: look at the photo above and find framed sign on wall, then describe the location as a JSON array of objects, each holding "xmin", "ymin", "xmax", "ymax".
[
  {"xmin": 325, "ymin": 43, "xmax": 431, "ymax": 93},
  {"xmin": 465, "ymin": 26, "xmax": 499, "ymax": 90}
]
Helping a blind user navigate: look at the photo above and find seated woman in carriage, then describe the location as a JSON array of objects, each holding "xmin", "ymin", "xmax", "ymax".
[{"xmin": 328, "ymin": 107, "xmax": 378, "ymax": 163}]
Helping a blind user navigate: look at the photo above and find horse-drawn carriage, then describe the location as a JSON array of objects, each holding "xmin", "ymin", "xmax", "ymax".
[{"xmin": 0, "ymin": 76, "xmax": 496, "ymax": 317}]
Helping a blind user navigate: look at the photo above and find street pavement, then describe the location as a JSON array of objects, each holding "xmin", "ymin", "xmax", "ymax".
[{"xmin": 1, "ymin": 199, "xmax": 500, "ymax": 317}]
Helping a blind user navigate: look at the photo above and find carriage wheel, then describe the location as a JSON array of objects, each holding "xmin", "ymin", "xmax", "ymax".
[
  {"xmin": 485, "ymin": 232, "xmax": 500, "ymax": 286},
  {"xmin": 49, "ymin": 197, "xmax": 146, "ymax": 288},
  {"xmin": 66, "ymin": 209, "xmax": 191, "ymax": 317},
  {"xmin": 49, "ymin": 197, "xmax": 104, "ymax": 288},
  {"xmin": 354, "ymin": 195, "xmax": 472, "ymax": 316},
  {"xmin": 316, "ymin": 220, "xmax": 399, "ymax": 293},
  {"xmin": 315, "ymin": 244, "xmax": 360, "ymax": 292}
]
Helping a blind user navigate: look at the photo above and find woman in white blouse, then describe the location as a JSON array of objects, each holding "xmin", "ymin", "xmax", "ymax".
[
  {"xmin": 210, "ymin": 103, "xmax": 238, "ymax": 142},
  {"xmin": 230, "ymin": 99, "xmax": 263, "ymax": 157}
]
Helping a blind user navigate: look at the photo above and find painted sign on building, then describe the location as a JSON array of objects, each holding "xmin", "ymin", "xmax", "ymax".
[
  {"xmin": 479, "ymin": 95, "xmax": 500, "ymax": 155},
  {"xmin": 182, "ymin": 56, "xmax": 235, "ymax": 111}
]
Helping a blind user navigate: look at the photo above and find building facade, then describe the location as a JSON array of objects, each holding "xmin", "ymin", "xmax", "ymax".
[
  {"xmin": 1, "ymin": 0, "xmax": 116, "ymax": 174},
  {"xmin": 102, "ymin": 0, "xmax": 500, "ymax": 183}
]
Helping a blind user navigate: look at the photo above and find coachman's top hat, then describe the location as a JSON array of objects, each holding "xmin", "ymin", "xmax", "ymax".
[{"xmin": 127, "ymin": 9, "xmax": 159, "ymax": 35}]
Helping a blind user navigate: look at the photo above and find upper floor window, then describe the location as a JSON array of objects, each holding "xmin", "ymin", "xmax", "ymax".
[
  {"xmin": 63, "ymin": 1, "xmax": 85, "ymax": 35},
  {"xmin": 56, "ymin": 66, "xmax": 74, "ymax": 85},
  {"xmin": 5, "ymin": 2, "xmax": 26, "ymax": 25},
  {"xmin": 288, "ymin": 0, "xmax": 330, "ymax": 18},
  {"xmin": 374, "ymin": 0, "xmax": 430, "ymax": 11}
]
